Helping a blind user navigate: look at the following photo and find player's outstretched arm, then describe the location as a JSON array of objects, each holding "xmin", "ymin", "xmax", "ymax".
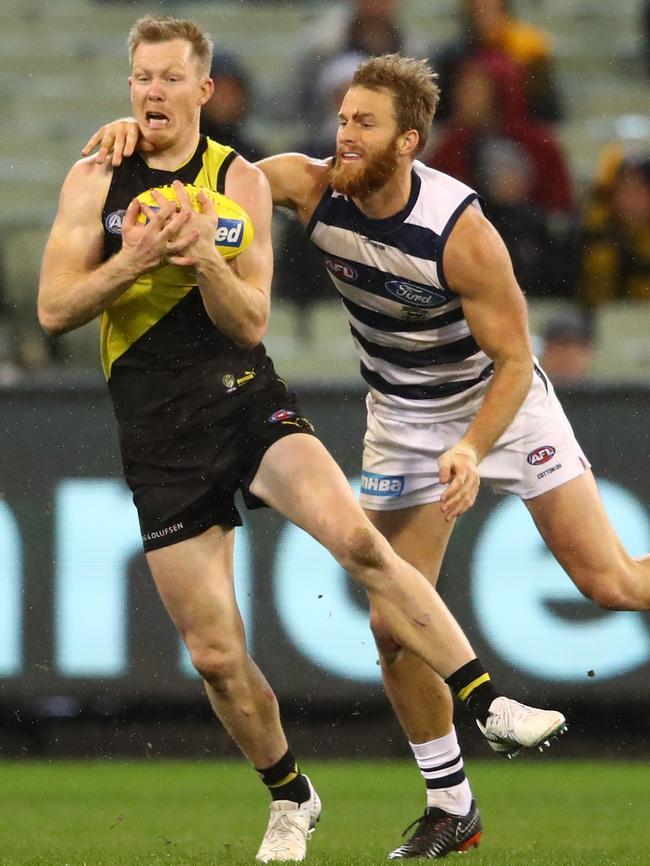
[
  {"xmin": 256, "ymin": 153, "xmax": 330, "ymax": 223},
  {"xmin": 438, "ymin": 205, "xmax": 534, "ymax": 520},
  {"xmin": 38, "ymin": 160, "xmax": 190, "ymax": 335},
  {"xmin": 81, "ymin": 117, "xmax": 330, "ymax": 221}
]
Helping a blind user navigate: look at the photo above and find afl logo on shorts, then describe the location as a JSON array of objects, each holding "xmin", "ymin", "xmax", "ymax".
[
  {"xmin": 527, "ymin": 445, "xmax": 556, "ymax": 466},
  {"xmin": 105, "ymin": 210, "xmax": 126, "ymax": 235}
]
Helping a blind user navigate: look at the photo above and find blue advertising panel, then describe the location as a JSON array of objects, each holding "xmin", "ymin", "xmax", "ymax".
[{"xmin": 1, "ymin": 380, "xmax": 649, "ymax": 708}]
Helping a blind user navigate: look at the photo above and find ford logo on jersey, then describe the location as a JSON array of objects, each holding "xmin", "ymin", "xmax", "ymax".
[
  {"xmin": 215, "ymin": 218, "xmax": 244, "ymax": 247},
  {"xmin": 384, "ymin": 280, "xmax": 447, "ymax": 308},
  {"xmin": 361, "ymin": 471, "xmax": 405, "ymax": 496}
]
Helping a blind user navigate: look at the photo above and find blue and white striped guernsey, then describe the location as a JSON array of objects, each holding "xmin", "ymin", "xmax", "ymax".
[{"xmin": 307, "ymin": 160, "xmax": 495, "ymax": 420}]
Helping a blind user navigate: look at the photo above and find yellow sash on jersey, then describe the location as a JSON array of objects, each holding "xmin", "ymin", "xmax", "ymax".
[{"xmin": 100, "ymin": 139, "xmax": 233, "ymax": 379}]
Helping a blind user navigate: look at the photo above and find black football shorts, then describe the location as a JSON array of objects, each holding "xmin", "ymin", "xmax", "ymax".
[{"xmin": 119, "ymin": 382, "xmax": 315, "ymax": 551}]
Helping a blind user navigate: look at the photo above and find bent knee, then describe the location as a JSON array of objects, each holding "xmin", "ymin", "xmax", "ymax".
[
  {"xmin": 187, "ymin": 641, "xmax": 246, "ymax": 688},
  {"xmin": 575, "ymin": 567, "xmax": 638, "ymax": 611},
  {"xmin": 339, "ymin": 525, "xmax": 387, "ymax": 576},
  {"xmin": 369, "ymin": 609, "xmax": 403, "ymax": 663}
]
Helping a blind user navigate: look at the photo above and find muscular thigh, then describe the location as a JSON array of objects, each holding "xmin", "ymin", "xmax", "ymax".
[
  {"xmin": 366, "ymin": 502, "xmax": 455, "ymax": 587},
  {"xmin": 146, "ymin": 525, "xmax": 246, "ymax": 647},
  {"xmin": 525, "ymin": 470, "xmax": 630, "ymax": 592},
  {"xmin": 249, "ymin": 434, "xmax": 376, "ymax": 555}
]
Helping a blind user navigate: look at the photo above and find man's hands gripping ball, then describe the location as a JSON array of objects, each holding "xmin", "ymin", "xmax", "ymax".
[{"xmin": 134, "ymin": 180, "xmax": 254, "ymax": 269}]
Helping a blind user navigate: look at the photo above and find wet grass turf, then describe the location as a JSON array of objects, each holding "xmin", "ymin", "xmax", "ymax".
[{"xmin": 1, "ymin": 759, "xmax": 648, "ymax": 865}]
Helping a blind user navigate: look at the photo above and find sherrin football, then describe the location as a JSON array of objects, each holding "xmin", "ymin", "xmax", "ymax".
[{"xmin": 136, "ymin": 184, "xmax": 254, "ymax": 260}]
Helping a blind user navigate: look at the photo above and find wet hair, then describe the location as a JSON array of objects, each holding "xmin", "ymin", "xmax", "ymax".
[
  {"xmin": 128, "ymin": 16, "xmax": 213, "ymax": 78},
  {"xmin": 350, "ymin": 54, "xmax": 440, "ymax": 155}
]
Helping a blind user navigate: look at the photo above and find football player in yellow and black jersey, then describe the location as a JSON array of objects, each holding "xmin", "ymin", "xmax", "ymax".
[{"xmin": 40, "ymin": 16, "xmax": 567, "ymax": 863}]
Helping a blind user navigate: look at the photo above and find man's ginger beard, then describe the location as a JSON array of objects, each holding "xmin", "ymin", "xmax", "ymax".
[{"xmin": 329, "ymin": 134, "xmax": 401, "ymax": 198}]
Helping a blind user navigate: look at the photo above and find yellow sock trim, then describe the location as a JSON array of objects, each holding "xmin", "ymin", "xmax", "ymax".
[
  {"xmin": 458, "ymin": 672, "xmax": 490, "ymax": 703},
  {"xmin": 268, "ymin": 770, "xmax": 299, "ymax": 789}
]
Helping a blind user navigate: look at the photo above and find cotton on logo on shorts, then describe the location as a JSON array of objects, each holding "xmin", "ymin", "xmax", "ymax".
[
  {"xmin": 361, "ymin": 471, "xmax": 404, "ymax": 496},
  {"xmin": 527, "ymin": 445, "xmax": 556, "ymax": 466}
]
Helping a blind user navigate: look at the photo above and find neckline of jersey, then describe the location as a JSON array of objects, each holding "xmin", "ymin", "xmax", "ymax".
[
  {"xmin": 346, "ymin": 167, "xmax": 421, "ymax": 235},
  {"xmin": 140, "ymin": 135, "xmax": 204, "ymax": 173}
]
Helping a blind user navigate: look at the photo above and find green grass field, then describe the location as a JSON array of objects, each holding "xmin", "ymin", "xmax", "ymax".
[{"xmin": 1, "ymin": 759, "xmax": 648, "ymax": 865}]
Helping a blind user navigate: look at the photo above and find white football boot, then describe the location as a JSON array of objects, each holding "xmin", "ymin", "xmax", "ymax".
[
  {"xmin": 477, "ymin": 696, "xmax": 567, "ymax": 759},
  {"xmin": 255, "ymin": 775, "xmax": 321, "ymax": 862}
]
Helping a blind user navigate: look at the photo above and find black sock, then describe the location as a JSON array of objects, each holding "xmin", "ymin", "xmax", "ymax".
[
  {"xmin": 445, "ymin": 659, "xmax": 499, "ymax": 725},
  {"xmin": 255, "ymin": 748, "xmax": 310, "ymax": 804}
]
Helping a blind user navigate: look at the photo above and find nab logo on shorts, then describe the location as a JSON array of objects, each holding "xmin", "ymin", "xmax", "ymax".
[
  {"xmin": 527, "ymin": 445, "xmax": 557, "ymax": 466},
  {"xmin": 361, "ymin": 471, "xmax": 404, "ymax": 497},
  {"xmin": 215, "ymin": 218, "xmax": 244, "ymax": 246},
  {"xmin": 105, "ymin": 210, "xmax": 126, "ymax": 235}
]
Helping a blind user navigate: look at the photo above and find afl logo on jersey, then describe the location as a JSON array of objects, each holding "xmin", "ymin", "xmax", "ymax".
[
  {"xmin": 527, "ymin": 445, "xmax": 556, "ymax": 466},
  {"xmin": 325, "ymin": 258, "xmax": 358, "ymax": 282},
  {"xmin": 384, "ymin": 280, "xmax": 447, "ymax": 308},
  {"xmin": 105, "ymin": 210, "xmax": 127, "ymax": 235}
]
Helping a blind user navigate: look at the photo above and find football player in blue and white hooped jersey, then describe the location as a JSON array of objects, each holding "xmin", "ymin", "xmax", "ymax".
[
  {"xmin": 258, "ymin": 55, "xmax": 650, "ymax": 858},
  {"xmin": 86, "ymin": 51, "xmax": 650, "ymax": 858},
  {"xmin": 267, "ymin": 55, "xmax": 650, "ymax": 856}
]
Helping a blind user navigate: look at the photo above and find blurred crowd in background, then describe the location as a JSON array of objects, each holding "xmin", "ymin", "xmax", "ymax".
[{"xmin": 2, "ymin": 0, "xmax": 650, "ymax": 386}]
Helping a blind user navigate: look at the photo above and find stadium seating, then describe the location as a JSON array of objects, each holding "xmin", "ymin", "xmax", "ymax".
[{"xmin": 1, "ymin": 0, "xmax": 648, "ymax": 376}]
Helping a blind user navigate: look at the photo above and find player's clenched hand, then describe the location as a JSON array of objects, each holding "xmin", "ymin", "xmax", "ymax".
[
  {"xmin": 81, "ymin": 118, "xmax": 151, "ymax": 167},
  {"xmin": 165, "ymin": 181, "xmax": 221, "ymax": 269},
  {"xmin": 438, "ymin": 443, "xmax": 480, "ymax": 521},
  {"xmin": 120, "ymin": 190, "xmax": 192, "ymax": 274}
]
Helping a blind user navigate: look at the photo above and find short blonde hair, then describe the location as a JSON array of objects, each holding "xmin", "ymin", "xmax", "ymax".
[
  {"xmin": 351, "ymin": 54, "xmax": 440, "ymax": 155},
  {"xmin": 128, "ymin": 16, "xmax": 213, "ymax": 78}
]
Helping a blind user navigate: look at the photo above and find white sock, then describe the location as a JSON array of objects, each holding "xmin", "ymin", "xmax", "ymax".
[{"xmin": 410, "ymin": 727, "xmax": 473, "ymax": 816}]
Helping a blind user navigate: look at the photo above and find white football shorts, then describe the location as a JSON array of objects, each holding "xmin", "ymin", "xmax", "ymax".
[{"xmin": 360, "ymin": 369, "xmax": 590, "ymax": 511}]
